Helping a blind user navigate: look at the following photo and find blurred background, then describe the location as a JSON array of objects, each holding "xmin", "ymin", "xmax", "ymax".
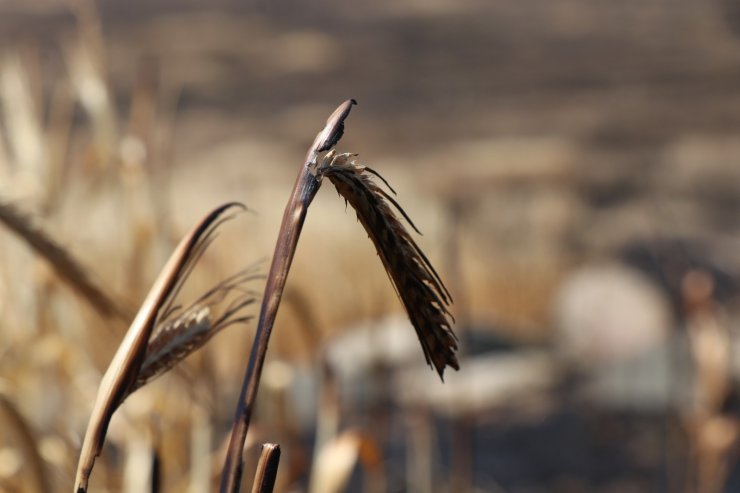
[{"xmin": 1, "ymin": 0, "xmax": 740, "ymax": 492}]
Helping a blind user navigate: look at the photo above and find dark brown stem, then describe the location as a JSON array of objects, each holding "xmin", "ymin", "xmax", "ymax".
[
  {"xmin": 250, "ymin": 444, "xmax": 281, "ymax": 493},
  {"xmin": 219, "ymin": 99, "xmax": 355, "ymax": 493}
]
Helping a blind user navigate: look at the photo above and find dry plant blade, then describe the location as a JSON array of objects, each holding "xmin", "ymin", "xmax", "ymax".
[
  {"xmin": 319, "ymin": 152, "xmax": 458, "ymax": 378},
  {"xmin": 220, "ymin": 99, "xmax": 356, "ymax": 493},
  {"xmin": 0, "ymin": 198, "xmax": 129, "ymax": 321},
  {"xmin": 250, "ymin": 444, "xmax": 281, "ymax": 493},
  {"xmin": 73, "ymin": 202, "xmax": 245, "ymax": 493}
]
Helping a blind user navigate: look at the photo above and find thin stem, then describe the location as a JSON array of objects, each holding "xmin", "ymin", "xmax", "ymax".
[
  {"xmin": 221, "ymin": 168, "xmax": 318, "ymax": 492},
  {"xmin": 219, "ymin": 99, "xmax": 355, "ymax": 493}
]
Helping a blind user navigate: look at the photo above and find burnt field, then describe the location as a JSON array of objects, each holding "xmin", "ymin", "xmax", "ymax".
[{"xmin": 0, "ymin": 1, "xmax": 740, "ymax": 492}]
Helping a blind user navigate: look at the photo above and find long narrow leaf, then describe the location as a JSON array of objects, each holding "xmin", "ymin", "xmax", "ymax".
[
  {"xmin": 74, "ymin": 202, "xmax": 244, "ymax": 493},
  {"xmin": 0, "ymin": 198, "xmax": 129, "ymax": 321}
]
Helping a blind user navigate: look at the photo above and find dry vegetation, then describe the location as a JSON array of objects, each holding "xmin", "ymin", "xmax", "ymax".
[{"xmin": 1, "ymin": 1, "xmax": 740, "ymax": 492}]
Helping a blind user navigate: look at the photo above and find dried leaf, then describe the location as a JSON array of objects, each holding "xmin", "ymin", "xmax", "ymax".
[
  {"xmin": 74, "ymin": 202, "xmax": 245, "ymax": 493},
  {"xmin": 0, "ymin": 198, "xmax": 128, "ymax": 321}
]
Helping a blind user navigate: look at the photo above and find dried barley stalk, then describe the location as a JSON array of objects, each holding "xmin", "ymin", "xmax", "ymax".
[
  {"xmin": 220, "ymin": 99, "xmax": 358, "ymax": 493},
  {"xmin": 222, "ymin": 99, "xmax": 458, "ymax": 493}
]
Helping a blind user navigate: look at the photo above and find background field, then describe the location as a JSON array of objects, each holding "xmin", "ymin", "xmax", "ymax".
[{"xmin": 1, "ymin": 1, "xmax": 740, "ymax": 492}]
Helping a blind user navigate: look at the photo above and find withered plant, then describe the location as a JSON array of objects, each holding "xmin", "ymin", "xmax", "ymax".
[
  {"xmin": 71, "ymin": 100, "xmax": 457, "ymax": 493},
  {"xmin": 74, "ymin": 203, "xmax": 257, "ymax": 493},
  {"xmin": 220, "ymin": 100, "xmax": 458, "ymax": 492}
]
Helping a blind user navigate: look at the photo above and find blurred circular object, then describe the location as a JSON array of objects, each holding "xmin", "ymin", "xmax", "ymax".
[
  {"xmin": 0, "ymin": 447, "xmax": 22, "ymax": 478},
  {"xmin": 554, "ymin": 263, "xmax": 672, "ymax": 367}
]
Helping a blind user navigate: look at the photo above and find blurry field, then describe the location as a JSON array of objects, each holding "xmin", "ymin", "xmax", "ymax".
[{"xmin": 1, "ymin": 1, "xmax": 740, "ymax": 492}]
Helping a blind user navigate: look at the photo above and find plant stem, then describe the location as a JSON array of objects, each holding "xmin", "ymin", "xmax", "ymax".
[
  {"xmin": 219, "ymin": 99, "xmax": 355, "ymax": 493},
  {"xmin": 250, "ymin": 444, "xmax": 281, "ymax": 493},
  {"xmin": 220, "ymin": 167, "xmax": 319, "ymax": 492}
]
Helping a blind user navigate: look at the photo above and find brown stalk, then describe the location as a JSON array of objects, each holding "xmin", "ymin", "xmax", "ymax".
[
  {"xmin": 73, "ymin": 202, "xmax": 245, "ymax": 493},
  {"xmin": 250, "ymin": 444, "xmax": 281, "ymax": 493},
  {"xmin": 220, "ymin": 99, "xmax": 356, "ymax": 492},
  {"xmin": 0, "ymin": 198, "xmax": 129, "ymax": 321},
  {"xmin": 221, "ymin": 99, "xmax": 458, "ymax": 491}
]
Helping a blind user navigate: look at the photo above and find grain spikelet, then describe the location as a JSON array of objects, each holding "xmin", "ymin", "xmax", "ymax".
[
  {"xmin": 0, "ymin": 198, "xmax": 128, "ymax": 321},
  {"xmin": 318, "ymin": 151, "xmax": 458, "ymax": 378},
  {"xmin": 132, "ymin": 268, "xmax": 259, "ymax": 392}
]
